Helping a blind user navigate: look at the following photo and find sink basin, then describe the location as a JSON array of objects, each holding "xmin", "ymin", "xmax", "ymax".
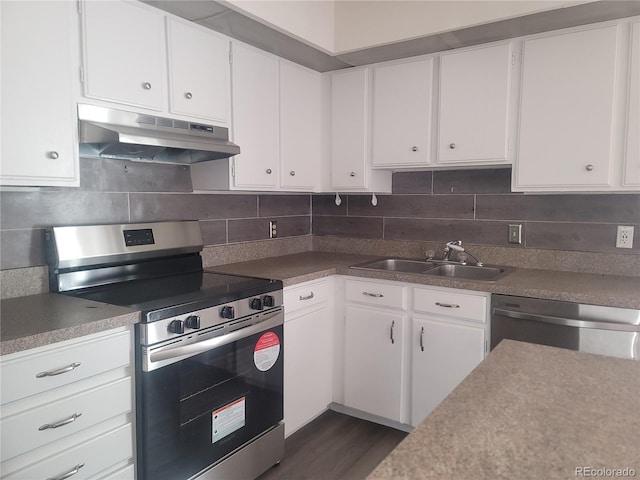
[
  {"xmin": 351, "ymin": 258, "xmax": 436, "ymax": 274},
  {"xmin": 350, "ymin": 258, "xmax": 512, "ymax": 282},
  {"xmin": 422, "ymin": 264, "xmax": 511, "ymax": 282}
]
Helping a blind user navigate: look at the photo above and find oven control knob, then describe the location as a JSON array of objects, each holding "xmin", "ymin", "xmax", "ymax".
[
  {"xmin": 220, "ymin": 306, "xmax": 235, "ymax": 319},
  {"xmin": 185, "ymin": 315, "xmax": 200, "ymax": 329},
  {"xmin": 263, "ymin": 295, "xmax": 275, "ymax": 308},
  {"xmin": 250, "ymin": 298, "xmax": 263, "ymax": 310},
  {"xmin": 168, "ymin": 319, "xmax": 184, "ymax": 334}
]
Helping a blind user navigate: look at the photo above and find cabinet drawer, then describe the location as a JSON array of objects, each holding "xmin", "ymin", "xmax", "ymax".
[
  {"xmin": 345, "ymin": 279, "xmax": 406, "ymax": 310},
  {"xmin": 1, "ymin": 377, "xmax": 132, "ymax": 462},
  {"xmin": 413, "ymin": 287, "xmax": 487, "ymax": 323},
  {"xmin": 1, "ymin": 330, "xmax": 131, "ymax": 405},
  {"xmin": 1, "ymin": 423, "xmax": 133, "ymax": 480},
  {"xmin": 284, "ymin": 279, "xmax": 330, "ymax": 317}
]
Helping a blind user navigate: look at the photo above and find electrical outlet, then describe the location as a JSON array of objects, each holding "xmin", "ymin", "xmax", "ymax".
[
  {"xmin": 508, "ymin": 224, "xmax": 522, "ymax": 244},
  {"xmin": 269, "ymin": 221, "xmax": 277, "ymax": 239},
  {"xmin": 616, "ymin": 225, "xmax": 634, "ymax": 249}
]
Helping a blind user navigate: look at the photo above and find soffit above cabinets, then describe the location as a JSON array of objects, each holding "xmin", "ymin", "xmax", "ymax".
[{"xmin": 143, "ymin": 1, "xmax": 640, "ymax": 72}]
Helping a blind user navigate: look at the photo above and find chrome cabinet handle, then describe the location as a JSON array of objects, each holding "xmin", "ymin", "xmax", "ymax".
[
  {"xmin": 266, "ymin": 168, "xmax": 272, "ymax": 174},
  {"xmin": 47, "ymin": 463, "xmax": 85, "ymax": 480},
  {"xmin": 142, "ymin": 82, "xmax": 152, "ymax": 90},
  {"xmin": 299, "ymin": 292, "xmax": 314, "ymax": 301},
  {"xmin": 362, "ymin": 292, "xmax": 384, "ymax": 298},
  {"xmin": 39, "ymin": 413, "xmax": 82, "ymax": 431},
  {"xmin": 586, "ymin": 164, "xmax": 594, "ymax": 171},
  {"xmin": 420, "ymin": 326, "xmax": 425, "ymax": 352},
  {"xmin": 36, "ymin": 362, "xmax": 81, "ymax": 378},
  {"xmin": 349, "ymin": 171, "xmax": 356, "ymax": 177},
  {"xmin": 390, "ymin": 320, "xmax": 395, "ymax": 344},
  {"xmin": 449, "ymin": 143, "xmax": 456, "ymax": 149},
  {"xmin": 48, "ymin": 151, "xmax": 59, "ymax": 159},
  {"xmin": 185, "ymin": 92, "xmax": 193, "ymax": 99},
  {"xmin": 290, "ymin": 170, "xmax": 296, "ymax": 176},
  {"xmin": 435, "ymin": 302, "xmax": 460, "ymax": 309},
  {"xmin": 412, "ymin": 146, "xmax": 418, "ymax": 152}
]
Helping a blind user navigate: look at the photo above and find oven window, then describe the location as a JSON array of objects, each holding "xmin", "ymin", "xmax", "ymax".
[{"xmin": 137, "ymin": 324, "xmax": 283, "ymax": 480}]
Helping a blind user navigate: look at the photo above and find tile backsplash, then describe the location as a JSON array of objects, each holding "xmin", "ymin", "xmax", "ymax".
[{"xmin": 1, "ymin": 163, "xmax": 639, "ymax": 271}]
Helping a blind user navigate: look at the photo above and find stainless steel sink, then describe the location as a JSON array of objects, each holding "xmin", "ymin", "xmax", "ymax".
[
  {"xmin": 351, "ymin": 258, "xmax": 436, "ymax": 274},
  {"xmin": 422, "ymin": 264, "xmax": 512, "ymax": 281},
  {"xmin": 350, "ymin": 258, "xmax": 512, "ymax": 282}
]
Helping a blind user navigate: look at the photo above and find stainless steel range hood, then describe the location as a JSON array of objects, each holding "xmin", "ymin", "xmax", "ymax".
[{"xmin": 78, "ymin": 103, "xmax": 240, "ymax": 164}]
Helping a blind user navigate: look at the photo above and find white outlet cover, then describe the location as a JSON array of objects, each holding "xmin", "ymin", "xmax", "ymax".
[{"xmin": 616, "ymin": 225, "xmax": 634, "ymax": 249}]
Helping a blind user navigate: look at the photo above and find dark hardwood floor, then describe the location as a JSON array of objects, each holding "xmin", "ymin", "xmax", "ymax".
[{"xmin": 258, "ymin": 411, "xmax": 408, "ymax": 480}]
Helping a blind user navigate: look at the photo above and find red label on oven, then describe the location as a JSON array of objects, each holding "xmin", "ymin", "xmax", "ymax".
[{"xmin": 254, "ymin": 331, "xmax": 280, "ymax": 372}]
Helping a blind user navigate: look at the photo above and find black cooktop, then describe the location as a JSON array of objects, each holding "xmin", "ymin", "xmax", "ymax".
[{"xmin": 69, "ymin": 270, "xmax": 281, "ymax": 322}]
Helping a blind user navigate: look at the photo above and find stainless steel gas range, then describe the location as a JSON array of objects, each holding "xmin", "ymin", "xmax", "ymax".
[{"xmin": 46, "ymin": 221, "xmax": 284, "ymax": 480}]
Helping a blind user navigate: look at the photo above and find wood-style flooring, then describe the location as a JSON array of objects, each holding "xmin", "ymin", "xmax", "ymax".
[{"xmin": 258, "ymin": 410, "xmax": 408, "ymax": 480}]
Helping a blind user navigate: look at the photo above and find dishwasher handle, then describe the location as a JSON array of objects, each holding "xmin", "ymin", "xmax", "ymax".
[{"xmin": 493, "ymin": 308, "xmax": 640, "ymax": 333}]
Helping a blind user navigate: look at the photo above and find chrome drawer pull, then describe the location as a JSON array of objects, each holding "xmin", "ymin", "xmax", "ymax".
[
  {"xmin": 39, "ymin": 412, "xmax": 82, "ymax": 431},
  {"xmin": 390, "ymin": 320, "xmax": 395, "ymax": 344},
  {"xmin": 299, "ymin": 292, "xmax": 314, "ymax": 301},
  {"xmin": 435, "ymin": 302, "xmax": 460, "ymax": 309},
  {"xmin": 363, "ymin": 292, "xmax": 384, "ymax": 298},
  {"xmin": 420, "ymin": 326, "xmax": 425, "ymax": 352},
  {"xmin": 47, "ymin": 463, "xmax": 85, "ymax": 480},
  {"xmin": 36, "ymin": 362, "xmax": 81, "ymax": 378}
]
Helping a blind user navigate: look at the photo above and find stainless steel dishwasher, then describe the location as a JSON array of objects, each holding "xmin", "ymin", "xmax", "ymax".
[{"xmin": 491, "ymin": 295, "xmax": 640, "ymax": 360}]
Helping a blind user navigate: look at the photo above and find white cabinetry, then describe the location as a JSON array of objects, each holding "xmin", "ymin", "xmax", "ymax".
[
  {"xmin": 330, "ymin": 68, "xmax": 392, "ymax": 192},
  {"xmin": 0, "ymin": 1, "xmax": 79, "ymax": 187},
  {"xmin": 284, "ymin": 279, "xmax": 333, "ymax": 436},
  {"xmin": 371, "ymin": 58, "xmax": 434, "ymax": 167},
  {"xmin": 0, "ymin": 327, "xmax": 135, "ymax": 479},
  {"xmin": 82, "ymin": 0, "xmax": 165, "ymax": 111},
  {"xmin": 410, "ymin": 287, "xmax": 487, "ymax": 426},
  {"xmin": 624, "ymin": 21, "xmax": 640, "ymax": 187},
  {"xmin": 438, "ymin": 43, "xmax": 515, "ymax": 166},
  {"xmin": 514, "ymin": 24, "xmax": 623, "ymax": 191}
]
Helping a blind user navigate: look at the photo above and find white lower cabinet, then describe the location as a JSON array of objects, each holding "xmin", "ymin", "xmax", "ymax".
[
  {"xmin": 284, "ymin": 279, "xmax": 333, "ymax": 436},
  {"xmin": 0, "ymin": 327, "xmax": 135, "ymax": 479}
]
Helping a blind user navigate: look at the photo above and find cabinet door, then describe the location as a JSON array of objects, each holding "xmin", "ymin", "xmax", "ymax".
[
  {"xmin": 231, "ymin": 43, "xmax": 279, "ymax": 189},
  {"xmin": 624, "ymin": 21, "xmax": 640, "ymax": 187},
  {"xmin": 331, "ymin": 69, "xmax": 369, "ymax": 189},
  {"xmin": 515, "ymin": 25, "xmax": 621, "ymax": 190},
  {"xmin": 167, "ymin": 19, "xmax": 230, "ymax": 125},
  {"xmin": 0, "ymin": 1, "xmax": 79, "ymax": 187},
  {"xmin": 82, "ymin": 0, "xmax": 164, "ymax": 110},
  {"xmin": 344, "ymin": 305, "xmax": 406, "ymax": 422},
  {"xmin": 284, "ymin": 306, "xmax": 332, "ymax": 436},
  {"xmin": 411, "ymin": 317, "xmax": 484, "ymax": 426},
  {"xmin": 280, "ymin": 61, "xmax": 321, "ymax": 191},
  {"xmin": 438, "ymin": 43, "xmax": 512, "ymax": 164},
  {"xmin": 372, "ymin": 59, "xmax": 433, "ymax": 166}
]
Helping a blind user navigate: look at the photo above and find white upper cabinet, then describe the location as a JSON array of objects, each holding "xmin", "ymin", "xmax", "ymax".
[
  {"xmin": 624, "ymin": 21, "xmax": 640, "ymax": 187},
  {"xmin": 231, "ymin": 42, "xmax": 280, "ymax": 189},
  {"xmin": 1, "ymin": 1, "xmax": 79, "ymax": 187},
  {"xmin": 372, "ymin": 58, "xmax": 434, "ymax": 167},
  {"xmin": 280, "ymin": 61, "xmax": 321, "ymax": 191},
  {"xmin": 514, "ymin": 24, "xmax": 623, "ymax": 191},
  {"xmin": 167, "ymin": 19, "xmax": 230, "ymax": 124},
  {"xmin": 438, "ymin": 42, "xmax": 515, "ymax": 165},
  {"xmin": 330, "ymin": 68, "xmax": 392, "ymax": 192},
  {"xmin": 82, "ymin": 0, "xmax": 165, "ymax": 111}
]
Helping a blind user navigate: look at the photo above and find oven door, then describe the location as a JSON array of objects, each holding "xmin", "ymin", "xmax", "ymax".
[{"xmin": 136, "ymin": 309, "xmax": 284, "ymax": 480}]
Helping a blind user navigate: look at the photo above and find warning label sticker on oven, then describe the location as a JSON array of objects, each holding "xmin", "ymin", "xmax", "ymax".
[
  {"xmin": 254, "ymin": 331, "xmax": 280, "ymax": 372},
  {"xmin": 212, "ymin": 397, "xmax": 246, "ymax": 444}
]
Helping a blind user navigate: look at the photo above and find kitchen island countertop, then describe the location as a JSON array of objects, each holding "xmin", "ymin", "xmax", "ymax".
[{"xmin": 369, "ymin": 339, "xmax": 640, "ymax": 479}]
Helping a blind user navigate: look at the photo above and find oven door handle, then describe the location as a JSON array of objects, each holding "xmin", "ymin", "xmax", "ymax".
[
  {"xmin": 493, "ymin": 308, "xmax": 640, "ymax": 332},
  {"xmin": 145, "ymin": 309, "xmax": 283, "ymax": 371}
]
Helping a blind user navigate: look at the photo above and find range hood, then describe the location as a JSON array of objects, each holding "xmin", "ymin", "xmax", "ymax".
[{"xmin": 78, "ymin": 103, "xmax": 240, "ymax": 164}]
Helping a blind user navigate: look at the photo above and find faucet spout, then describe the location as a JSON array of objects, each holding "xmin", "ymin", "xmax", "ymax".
[{"xmin": 443, "ymin": 240, "xmax": 464, "ymax": 261}]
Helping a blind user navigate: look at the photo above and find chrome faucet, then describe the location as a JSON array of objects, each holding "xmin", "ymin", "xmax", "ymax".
[{"xmin": 443, "ymin": 240, "xmax": 464, "ymax": 261}]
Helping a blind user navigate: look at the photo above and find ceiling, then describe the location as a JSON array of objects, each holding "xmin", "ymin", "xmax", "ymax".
[{"xmin": 143, "ymin": 1, "xmax": 640, "ymax": 71}]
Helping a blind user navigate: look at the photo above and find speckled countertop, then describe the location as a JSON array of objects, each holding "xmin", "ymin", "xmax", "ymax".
[
  {"xmin": 369, "ymin": 340, "xmax": 640, "ymax": 479},
  {"xmin": 0, "ymin": 294, "xmax": 139, "ymax": 355},
  {"xmin": 209, "ymin": 252, "xmax": 640, "ymax": 309}
]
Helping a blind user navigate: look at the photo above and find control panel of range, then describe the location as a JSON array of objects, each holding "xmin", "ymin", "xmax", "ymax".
[{"xmin": 139, "ymin": 290, "xmax": 283, "ymax": 346}]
